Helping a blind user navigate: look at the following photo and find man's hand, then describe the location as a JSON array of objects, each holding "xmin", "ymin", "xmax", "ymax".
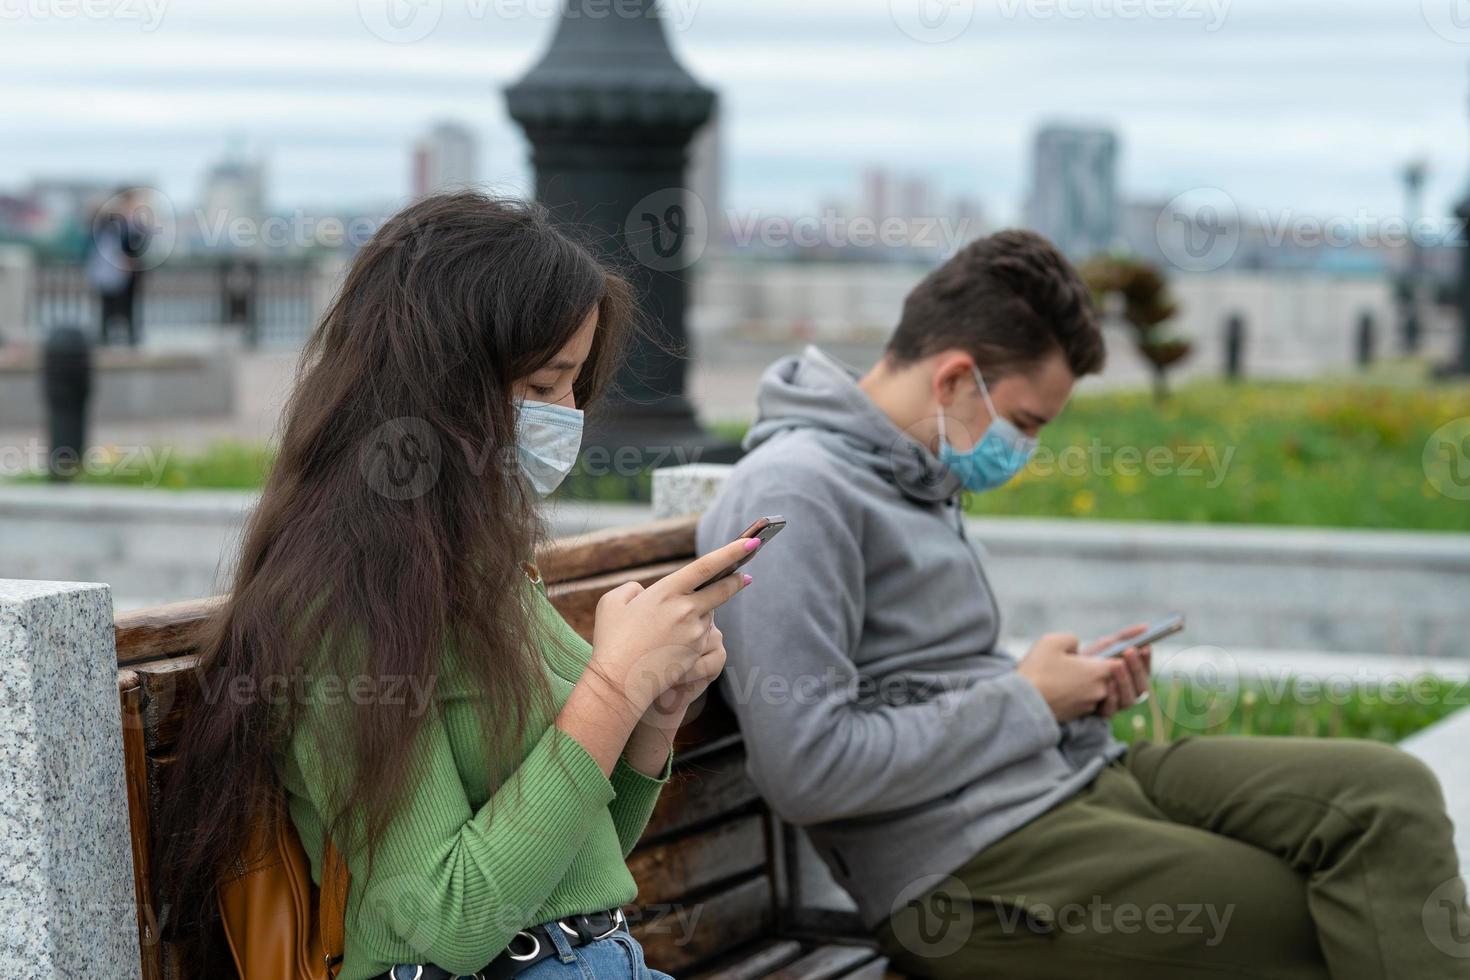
[
  {"xmin": 1082, "ymin": 625, "xmax": 1153, "ymax": 719},
  {"xmin": 1016, "ymin": 632, "xmax": 1116, "ymax": 723}
]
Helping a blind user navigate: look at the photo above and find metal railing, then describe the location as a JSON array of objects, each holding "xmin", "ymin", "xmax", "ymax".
[{"xmin": 32, "ymin": 257, "xmax": 318, "ymax": 348}]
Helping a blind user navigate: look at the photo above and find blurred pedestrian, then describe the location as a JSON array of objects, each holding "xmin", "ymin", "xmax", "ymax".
[{"xmin": 87, "ymin": 188, "xmax": 151, "ymax": 346}]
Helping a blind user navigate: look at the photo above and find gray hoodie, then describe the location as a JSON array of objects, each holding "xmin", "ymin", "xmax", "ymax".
[{"xmin": 698, "ymin": 346, "xmax": 1123, "ymax": 928}]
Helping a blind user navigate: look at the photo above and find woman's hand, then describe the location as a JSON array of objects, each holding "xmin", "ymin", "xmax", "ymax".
[
  {"xmin": 622, "ymin": 622, "xmax": 728, "ymax": 775},
  {"xmin": 558, "ymin": 536, "xmax": 755, "ymax": 775},
  {"xmin": 644, "ymin": 621, "xmax": 727, "ymax": 728},
  {"xmin": 590, "ymin": 537, "xmax": 754, "ymax": 714}
]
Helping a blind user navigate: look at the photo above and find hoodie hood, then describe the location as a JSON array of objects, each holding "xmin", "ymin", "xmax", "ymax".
[{"xmin": 743, "ymin": 345, "xmax": 962, "ymax": 502}]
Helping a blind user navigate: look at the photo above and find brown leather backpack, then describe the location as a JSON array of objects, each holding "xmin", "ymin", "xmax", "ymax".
[{"xmin": 218, "ymin": 805, "xmax": 351, "ymax": 979}]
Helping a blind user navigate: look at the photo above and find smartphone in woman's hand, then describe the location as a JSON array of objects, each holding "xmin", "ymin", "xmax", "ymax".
[{"xmin": 694, "ymin": 516, "xmax": 786, "ymax": 591}]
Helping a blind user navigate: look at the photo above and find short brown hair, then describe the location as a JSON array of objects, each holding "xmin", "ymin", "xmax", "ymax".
[{"xmin": 887, "ymin": 229, "xmax": 1104, "ymax": 379}]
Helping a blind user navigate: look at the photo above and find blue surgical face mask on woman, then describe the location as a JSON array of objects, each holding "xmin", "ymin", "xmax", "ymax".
[
  {"xmin": 515, "ymin": 398, "xmax": 584, "ymax": 497},
  {"xmin": 936, "ymin": 366, "xmax": 1037, "ymax": 492}
]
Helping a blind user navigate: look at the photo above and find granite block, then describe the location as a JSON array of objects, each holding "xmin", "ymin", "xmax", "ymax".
[{"xmin": 0, "ymin": 579, "xmax": 139, "ymax": 977}]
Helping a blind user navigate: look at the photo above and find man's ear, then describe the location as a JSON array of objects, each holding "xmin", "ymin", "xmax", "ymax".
[{"xmin": 931, "ymin": 351, "xmax": 978, "ymax": 405}]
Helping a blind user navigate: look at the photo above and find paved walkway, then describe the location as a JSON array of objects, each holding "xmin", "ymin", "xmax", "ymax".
[{"xmin": 1401, "ymin": 709, "xmax": 1470, "ymax": 877}]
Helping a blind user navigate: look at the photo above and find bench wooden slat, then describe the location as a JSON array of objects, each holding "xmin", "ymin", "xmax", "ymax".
[
  {"xmin": 757, "ymin": 946, "xmax": 878, "ymax": 980},
  {"xmin": 641, "ymin": 745, "xmax": 760, "ymax": 843},
  {"xmin": 119, "ymin": 673, "xmax": 164, "ymax": 980},
  {"xmin": 832, "ymin": 960, "xmax": 901, "ymax": 980},
  {"xmin": 131, "ymin": 655, "xmax": 202, "ymax": 755},
  {"xmin": 691, "ymin": 939, "xmax": 806, "ymax": 980},
  {"xmin": 536, "ymin": 514, "xmax": 698, "ymax": 584},
  {"xmin": 629, "ymin": 813, "xmax": 767, "ymax": 906},
  {"xmin": 115, "ymin": 597, "xmax": 224, "ymax": 665},
  {"xmin": 632, "ymin": 874, "xmax": 775, "ymax": 975}
]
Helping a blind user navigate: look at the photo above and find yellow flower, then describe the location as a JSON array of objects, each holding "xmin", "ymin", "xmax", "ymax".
[{"xmin": 1071, "ymin": 490, "xmax": 1096, "ymax": 516}]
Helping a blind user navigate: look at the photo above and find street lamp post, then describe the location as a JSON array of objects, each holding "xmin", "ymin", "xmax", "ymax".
[
  {"xmin": 506, "ymin": 0, "xmax": 737, "ymax": 469},
  {"xmin": 1398, "ymin": 161, "xmax": 1426, "ymax": 355},
  {"xmin": 1454, "ymin": 194, "xmax": 1470, "ymax": 375}
]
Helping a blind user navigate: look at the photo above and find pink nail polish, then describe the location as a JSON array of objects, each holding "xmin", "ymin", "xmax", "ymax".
[
  {"xmin": 742, "ymin": 573, "xmax": 753, "ymax": 586},
  {"xmin": 743, "ymin": 537, "xmax": 761, "ymax": 552}
]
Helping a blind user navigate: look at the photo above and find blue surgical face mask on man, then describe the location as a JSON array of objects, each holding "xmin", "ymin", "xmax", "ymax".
[
  {"xmin": 936, "ymin": 366, "xmax": 1037, "ymax": 493},
  {"xmin": 515, "ymin": 398, "xmax": 583, "ymax": 497}
]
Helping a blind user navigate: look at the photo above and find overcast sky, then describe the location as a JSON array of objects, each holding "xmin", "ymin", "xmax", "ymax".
[{"xmin": 4, "ymin": 0, "xmax": 1470, "ymax": 226}]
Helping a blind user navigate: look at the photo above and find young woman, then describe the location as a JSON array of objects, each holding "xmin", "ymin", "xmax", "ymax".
[{"xmin": 157, "ymin": 192, "xmax": 757, "ymax": 980}]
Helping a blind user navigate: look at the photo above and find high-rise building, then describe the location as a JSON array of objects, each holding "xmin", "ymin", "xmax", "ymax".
[
  {"xmin": 861, "ymin": 167, "xmax": 892, "ymax": 224},
  {"xmin": 412, "ymin": 122, "xmax": 478, "ymax": 198},
  {"xmin": 949, "ymin": 195, "xmax": 985, "ymax": 247},
  {"xmin": 900, "ymin": 176, "xmax": 933, "ymax": 220},
  {"xmin": 1024, "ymin": 124, "xmax": 1120, "ymax": 260}
]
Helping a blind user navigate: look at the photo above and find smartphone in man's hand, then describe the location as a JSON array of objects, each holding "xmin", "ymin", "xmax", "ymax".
[{"xmin": 1094, "ymin": 613, "xmax": 1185, "ymax": 659}]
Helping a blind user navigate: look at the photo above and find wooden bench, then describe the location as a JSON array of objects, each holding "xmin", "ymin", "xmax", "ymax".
[{"xmin": 114, "ymin": 514, "xmax": 903, "ymax": 980}]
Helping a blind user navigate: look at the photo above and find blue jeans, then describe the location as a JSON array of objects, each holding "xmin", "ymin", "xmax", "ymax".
[{"xmin": 517, "ymin": 923, "xmax": 674, "ymax": 980}]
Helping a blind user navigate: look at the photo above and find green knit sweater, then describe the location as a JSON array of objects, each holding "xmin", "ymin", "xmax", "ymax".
[{"xmin": 275, "ymin": 584, "xmax": 670, "ymax": 980}]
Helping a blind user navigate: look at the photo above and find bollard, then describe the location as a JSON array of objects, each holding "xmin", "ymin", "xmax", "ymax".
[
  {"xmin": 1396, "ymin": 278, "xmax": 1421, "ymax": 355},
  {"xmin": 41, "ymin": 325, "xmax": 92, "ymax": 481},
  {"xmin": 1223, "ymin": 313, "xmax": 1245, "ymax": 382},
  {"xmin": 221, "ymin": 258, "xmax": 259, "ymax": 348},
  {"xmin": 1357, "ymin": 311, "xmax": 1375, "ymax": 369}
]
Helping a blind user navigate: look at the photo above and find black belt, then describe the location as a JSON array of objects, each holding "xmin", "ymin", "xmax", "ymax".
[{"xmin": 370, "ymin": 908, "xmax": 627, "ymax": 980}]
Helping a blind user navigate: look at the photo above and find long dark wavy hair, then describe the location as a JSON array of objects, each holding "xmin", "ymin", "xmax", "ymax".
[{"xmin": 155, "ymin": 191, "xmax": 634, "ymax": 968}]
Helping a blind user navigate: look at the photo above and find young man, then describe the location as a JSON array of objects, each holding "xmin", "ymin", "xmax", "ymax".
[{"xmin": 697, "ymin": 230, "xmax": 1466, "ymax": 979}]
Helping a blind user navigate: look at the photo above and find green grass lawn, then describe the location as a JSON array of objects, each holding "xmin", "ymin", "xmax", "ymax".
[
  {"xmin": 966, "ymin": 375, "xmax": 1470, "ymax": 531},
  {"xmin": 18, "ymin": 440, "xmax": 276, "ymax": 491},
  {"xmin": 15, "ymin": 376, "xmax": 1470, "ymax": 532},
  {"xmin": 1111, "ymin": 675, "xmax": 1466, "ymax": 745}
]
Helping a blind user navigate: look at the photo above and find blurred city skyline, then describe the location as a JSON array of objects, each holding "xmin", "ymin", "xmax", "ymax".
[{"xmin": 4, "ymin": 0, "xmax": 1470, "ymax": 226}]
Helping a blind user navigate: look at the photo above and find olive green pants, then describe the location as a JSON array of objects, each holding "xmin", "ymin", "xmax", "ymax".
[{"xmin": 879, "ymin": 737, "xmax": 1469, "ymax": 979}]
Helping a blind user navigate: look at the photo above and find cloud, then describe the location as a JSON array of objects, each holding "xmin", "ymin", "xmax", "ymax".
[{"xmin": 0, "ymin": 0, "xmax": 1465, "ymax": 219}]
